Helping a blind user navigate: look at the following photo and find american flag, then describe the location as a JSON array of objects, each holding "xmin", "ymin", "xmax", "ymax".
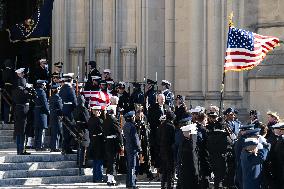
[
  {"xmin": 82, "ymin": 90, "xmax": 110, "ymax": 109},
  {"xmin": 224, "ymin": 27, "xmax": 280, "ymax": 71}
]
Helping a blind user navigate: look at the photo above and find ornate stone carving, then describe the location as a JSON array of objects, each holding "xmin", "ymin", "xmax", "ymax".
[
  {"xmin": 95, "ymin": 47, "xmax": 111, "ymax": 54},
  {"xmin": 120, "ymin": 46, "xmax": 137, "ymax": 55},
  {"xmin": 69, "ymin": 47, "xmax": 85, "ymax": 55}
]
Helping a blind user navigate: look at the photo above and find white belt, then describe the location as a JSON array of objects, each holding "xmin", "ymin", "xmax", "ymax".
[
  {"xmin": 63, "ymin": 102, "xmax": 73, "ymax": 105},
  {"xmin": 106, "ymin": 135, "xmax": 117, "ymax": 139},
  {"xmin": 93, "ymin": 133, "xmax": 103, "ymax": 137}
]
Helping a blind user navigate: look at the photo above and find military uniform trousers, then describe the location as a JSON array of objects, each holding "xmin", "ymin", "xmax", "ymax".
[
  {"xmin": 105, "ymin": 138, "xmax": 118, "ymax": 175},
  {"xmin": 62, "ymin": 104, "xmax": 74, "ymax": 153},
  {"xmin": 93, "ymin": 159, "xmax": 104, "ymax": 182},
  {"xmin": 126, "ymin": 152, "xmax": 139, "ymax": 188},
  {"xmin": 50, "ymin": 122, "xmax": 61, "ymax": 150},
  {"xmin": 160, "ymin": 149, "xmax": 175, "ymax": 189}
]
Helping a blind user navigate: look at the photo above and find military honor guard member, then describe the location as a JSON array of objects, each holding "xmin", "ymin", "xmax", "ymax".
[
  {"xmin": 161, "ymin": 80, "xmax": 174, "ymax": 110},
  {"xmin": 49, "ymin": 83, "xmax": 63, "ymax": 152},
  {"xmin": 87, "ymin": 105, "xmax": 105, "ymax": 183},
  {"xmin": 59, "ymin": 73, "xmax": 78, "ymax": 154},
  {"xmin": 123, "ymin": 111, "xmax": 141, "ymax": 189},
  {"xmin": 53, "ymin": 62, "xmax": 64, "ymax": 78},
  {"xmin": 33, "ymin": 80, "xmax": 49, "ymax": 151},
  {"xmin": 103, "ymin": 69, "xmax": 113, "ymax": 82}
]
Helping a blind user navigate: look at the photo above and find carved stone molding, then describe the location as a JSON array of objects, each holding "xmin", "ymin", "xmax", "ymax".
[
  {"xmin": 120, "ymin": 46, "xmax": 137, "ymax": 55},
  {"xmin": 95, "ymin": 46, "xmax": 111, "ymax": 54},
  {"xmin": 69, "ymin": 47, "xmax": 85, "ymax": 54}
]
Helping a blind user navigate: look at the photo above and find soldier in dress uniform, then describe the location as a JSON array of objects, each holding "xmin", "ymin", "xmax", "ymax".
[
  {"xmin": 158, "ymin": 111, "xmax": 176, "ymax": 189},
  {"xmin": 53, "ymin": 62, "xmax": 64, "ymax": 78},
  {"xmin": 224, "ymin": 107, "xmax": 241, "ymax": 136},
  {"xmin": 1, "ymin": 59, "xmax": 15, "ymax": 123},
  {"xmin": 87, "ymin": 61, "xmax": 101, "ymax": 82},
  {"xmin": 145, "ymin": 79, "xmax": 157, "ymax": 108},
  {"xmin": 107, "ymin": 80, "xmax": 117, "ymax": 96},
  {"xmin": 248, "ymin": 110, "xmax": 260, "ymax": 128},
  {"xmin": 266, "ymin": 111, "xmax": 279, "ymax": 144},
  {"xmin": 234, "ymin": 125, "xmax": 260, "ymax": 189},
  {"xmin": 123, "ymin": 110, "xmax": 141, "ymax": 189},
  {"xmin": 117, "ymin": 82, "xmax": 131, "ymax": 113},
  {"xmin": 241, "ymin": 136, "xmax": 270, "ymax": 189},
  {"xmin": 103, "ymin": 105, "xmax": 123, "ymax": 186},
  {"xmin": 87, "ymin": 105, "xmax": 105, "ymax": 183},
  {"xmin": 33, "ymin": 80, "xmax": 49, "ymax": 151},
  {"xmin": 130, "ymin": 83, "xmax": 144, "ymax": 108},
  {"xmin": 59, "ymin": 73, "xmax": 78, "ymax": 154},
  {"xmin": 49, "ymin": 83, "xmax": 63, "ymax": 152},
  {"xmin": 176, "ymin": 123, "xmax": 200, "ymax": 189},
  {"xmin": 73, "ymin": 94, "xmax": 90, "ymax": 166},
  {"xmin": 12, "ymin": 69, "xmax": 31, "ymax": 155},
  {"xmin": 103, "ymin": 69, "xmax": 113, "ymax": 82},
  {"xmin": 161, "ymin": 80, "xmax": 174, "ymax": 110},
  {"xmin": 174, "ymin": 95, "xmax": 187, "ymax": 126},
  {"xmin": 272, "ymin": 123, "xmax": 284, "ymax": 188},
  {"xmin": 207, "ymin": 112, "xmax": 230, "ymax": 189},
  {"xmin": 51, "ymin": 72, "xmax": 61, "ymax": 86}
]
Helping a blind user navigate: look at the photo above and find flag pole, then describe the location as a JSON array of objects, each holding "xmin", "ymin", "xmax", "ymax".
[{"xmin": 219, "ymin": 12, "xmax": 234, "ymax": 115}]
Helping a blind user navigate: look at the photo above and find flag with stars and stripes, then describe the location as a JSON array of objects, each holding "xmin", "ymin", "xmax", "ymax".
[{"xmin": 224, "ymin": 27, "xmax": 280, "ymax": 71}]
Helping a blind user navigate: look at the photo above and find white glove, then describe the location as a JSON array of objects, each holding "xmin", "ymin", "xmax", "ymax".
[
  {"xmin": 258, "ymin": 135, "xmax": 267, "ymax": 144},
  {"xmin": 257, "ymin": 143, "xmax": 263, "ymax": 150}
]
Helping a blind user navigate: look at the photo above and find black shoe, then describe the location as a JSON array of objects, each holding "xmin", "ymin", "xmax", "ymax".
[
  {"xmin": 50, "ymin": 149, "xmax": 61, "ymax": 152},
  {"xmin": 19, "ymin": 151, "xmax": 31, "ymax": 155},
  {"xmin": 107, "ymin": 182, "xmax": 118, "ymax": 186}
]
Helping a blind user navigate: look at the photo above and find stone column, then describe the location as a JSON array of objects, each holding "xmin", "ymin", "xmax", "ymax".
[
  {"xmin": 206, "ymin": 0, "xmax": 222, "ymax": 99},
  {"xmin": 120, "ymin": 46, "xmax": 137, "ymax": 82},
  {"xmin": 165, "ymin": 0, "xmax": 175, "ymax": 90},
  {"xmin": 95, "ymin": 46, "xmax": 111, "ymax": 71},
  {"xmin": 52, "ymin": 0, "xmax": 67, "ymax": 70},
  {"xmin": 187, "ymin": 0, "xmax": 204, "ymax": 97},
  {"xmin": 67, "ymin": 0, "xmax": 87, "ymax": 78},
  {"xmin": 69, "ymin": 48, "xmax": 85, "ymax": 81}
]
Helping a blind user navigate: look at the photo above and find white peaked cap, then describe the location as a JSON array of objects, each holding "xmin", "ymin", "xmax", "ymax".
[
  {"xmin": 15, "ymin": 68, "xmax": 25, "ymax": 74},
  {"xmin": 103, "ymin": 69, "xmax": 111, "ymax": 73},
  {"xmin": 181, "ymin": 123, "xmax": 197, "ymax": 133}
]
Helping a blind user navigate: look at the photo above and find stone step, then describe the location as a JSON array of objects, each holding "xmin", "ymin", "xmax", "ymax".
[
  {"xmin": 0, "ymin": 168, "xmax": 92, "ymax": 179},
  {"xmin": 0, "ymin": 124, "xmax": 14, "ymax": 130},
  {"xmin": 0, "ymin": 161, "xmax": 77, "ymax": 171},
  {"xmin": 0, "ymin": 154, "xmax": 77, "ymax": 163},
  {"xmin": 0, "ymin": 136, "xmax": 14, "ymax": 143},
  {"xmin": 0, "ymin": 130, "xmax": 14, "ymax": 136},
  {"xmin": 0, "ymin": 175, "xmax": 93, "ymax": 186},
  {"xmin": 0, "ymin": 142, "xmax": 16, "ymax": 149}
]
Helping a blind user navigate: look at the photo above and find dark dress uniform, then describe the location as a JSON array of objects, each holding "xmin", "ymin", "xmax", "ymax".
[
  {"xmin": 158, "ymin": 119, "xmax": 176, "ymax": 189},
  {"xmin": 12, "ymin": 79, "xmax": 30, "ymax": 155},
  {"xmin": 241, "ymin": 142, "xmax": 270, "ymax": 189},
  {"xmin": 103, "ymin": 113, "xmax": 123, "ymax": 185},
  {"xmin": 174, "ymin": 104, "xmax": 187, "ymax": 126},
  {"xmin": 59, "ymin": 83, "xmax": 78, "ymax": 153},
  {"xmin": 177, "ymin": 134, "xmax": 200, "ymax": 189},
  {"xmin": 118, "ymin": 90, "xmax": 131, "ymax": 113},
  {"xmin": 33, "ymin": 87, "xmax": 49, "ymax": 150},
  {"xmin": 130, "ymin": 85, "xmax": 144, "ymax": 106},
  {"xmin": 207, "ymin": 122, "xmax": 230, "ymax": 189},
  {"xmin": 49, "ymin": 92, "xmax": 63, "ymax": 151},
  {"xmin": 123, "ymin": 115, "xmax": 141, "ymax": 188},
  {"xmin": 88, "ymin": 114, "xmax": 105, "ymax": 182},
  {"xmin": 162, "ymin": 89, "xmax": 174, "ymax": 110},
  {"xmin": 272, "ymin": 135, "xmax": 284, "ymax": 188}
]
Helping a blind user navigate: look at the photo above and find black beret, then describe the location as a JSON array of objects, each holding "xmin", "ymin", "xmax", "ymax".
[{"xmin": 147, "ymin": 79, "xmax": 157, "ymax": 85}]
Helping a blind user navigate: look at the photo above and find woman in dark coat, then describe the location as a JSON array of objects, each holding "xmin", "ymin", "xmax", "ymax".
[{"xmin": 87, "ymin": 106, "xmax": 105, "ymax": 183}]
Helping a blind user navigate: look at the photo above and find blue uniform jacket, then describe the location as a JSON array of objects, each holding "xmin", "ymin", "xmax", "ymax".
[
  {"xmin": 59, "ymin": 83, "xmax": 77, "ymax": 118},
  {"xmin": 123, "ymin": 121, "xmax": 141, "ymax": 155},
  {"xmin": 49, "ymin": 93, "xmax": 63, "ymax": 128},
  {"xmin": 33, "ymin": 88, "xmax": 49, "ymax": 129},
  {"xmin": 162, "ymin": 89, "xmax": 174, "ymax": 109},
  {"xmin": 241, "ymin": 143, "xmax": 270, "ymax": 189}
]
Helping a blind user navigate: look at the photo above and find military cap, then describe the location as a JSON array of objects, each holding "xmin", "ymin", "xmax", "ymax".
[
  {"xmin": 161, "ymin": 80, "xmax": 171, "ymax": 86},
  {"xmin": 240, "ymin": 124, "xmax": 255, "ymax": 131},
  {"xmin": 124, "ymin": 111, "xmax": 135, "ymax": 118},
  {"xmin": 25, "ymin": 83, "xmax": 33, "ymax": 88},
  {"xmin": 36, "ymin": 80, "xmax": 47, "ymax": 85},
  {"xmin": 207, "ymin": 111, "xmax": 218, "ymax": 117},
  {"xmin": 91, "ymin": 75, "xmax": 101, "ymax": 80},
  {"xmin": 223, "ymin": 107, "xmax": 238, "ymax": 115},
  {"xmin": 271, "ymin": 122, "xmax": 284, "ymax": 129},
  {"xmin": 181, "ymin": 123, "xmax": 197, "ymax": 134},
  {"xmin": 39, "ymin": 59, "xmax": 47, "ymax": 63},
  {"xmin": 176, "ymin": 95, "xmax": 183, "ymax": 101},
  {"xmin": 118, "ymin": 82, "xmax": 126, "ymax": 89},
  {"xmin": 88, "ymin": 61, "xmax": 97, "ymax": 68},
  {"xmin": 244, "ymin": 137, "xmax": 259, "ymax": 147},
  {"xmin": 103, "ymin": 69, "xmax": 111, "ymax": 73},
  {"xmin": 147, "ymin": 79, "xmax": 157, "ymax": 85},
  {"xmin": 249, "ymin": 110, "xmax": 258, "ymax": 116},
  {"xmin": 54, "ymin": 62, "xmax": 63, "ymax": 67},
  {"xmin": 190, "ymin": 106, "xmax": 205, "ymax": 113},
  {"xmin": 91, "ymin": 106, "xmax": 102, "ymax": 110},
  {"xmin": 267, "ymin": 111, "xmax": 280, "ymax": 120},
  {"xmin": 15, "ymin": 68, "xmax": 25, "ymax": 74},
  {"xmin": 63, "ymin": 73, "xmax": 74, "ymax": 79},
  {"xmin": 106, "ymin": 80, "xmax": 114, "ymax": 85},
  {"xmin": 51, "ymin": 83, "xmax": 60, "ymax": 89}
]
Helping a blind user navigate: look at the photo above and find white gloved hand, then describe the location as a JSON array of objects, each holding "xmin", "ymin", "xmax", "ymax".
[
  {"xmin": 258, "ymin": 135, "xmax": 267, "ymax": 144},
  {"xmin": 257, "ymin": 143, "xmax": 263, "ymax": 150}
]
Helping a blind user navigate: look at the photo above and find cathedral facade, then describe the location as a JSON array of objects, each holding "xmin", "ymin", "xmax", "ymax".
[{"xmin": 51, "ymin": 0, "xmax": 284, "ymax": 121}]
